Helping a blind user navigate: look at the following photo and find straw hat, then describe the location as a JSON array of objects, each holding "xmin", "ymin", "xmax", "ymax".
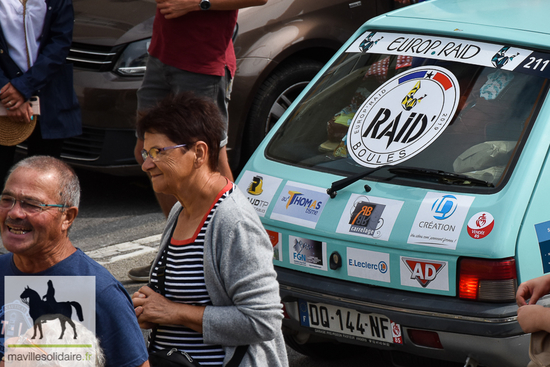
[{"xmin": 0, "ymin": 116, "xmax": 36, "ymax": 146}]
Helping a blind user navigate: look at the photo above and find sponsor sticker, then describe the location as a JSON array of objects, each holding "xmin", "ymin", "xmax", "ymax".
[
  {"xmin": 289, "ymin": 236, "xmax": 327, "ymax": 271},
  {"xmin": 408, "ymin": 192, "xmax": 475, "ymax": 250},
  {"xmin": 237, "ymin": 170, "xmax": 283, "ymax": 217},
  {"xmin": 400, "ymin": 257, "xmax": 449, "ymax": 291},
  {"xmin": 271, "ymin": 182, "xmax": 329, "ymax": 228},
  {"xmin": 349, "ymin": 31, "xmax": 531, "ymax": 71},
  {"xmin": 535, "ymin": 221, "xmax": 550, "ymax": 273},
  {"xmin": 347, "ymin": 247, "xmax": 390, "ymax": 283},
  {"xmin": 347, "ymin": 66, "xmax": 460, "ymax": 168},
  {"xmin": 467, "ymin": 212, "xmax": 495, "ymax": 239},
  {"xmin": 391, "ymin": 321, "xmax": 403, "ymax": 345},
  {"xmin": 336, "ymin": 194, "xmax": 403, "ymax": 241},
  {"xmin": 266, "ymin": 229, "xmax": 283, "ymax": 262}
]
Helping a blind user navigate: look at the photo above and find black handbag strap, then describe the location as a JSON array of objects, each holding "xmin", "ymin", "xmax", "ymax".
[{"xmin": 149, "ymin": 220, "xmax": 249, "ymax": 366}]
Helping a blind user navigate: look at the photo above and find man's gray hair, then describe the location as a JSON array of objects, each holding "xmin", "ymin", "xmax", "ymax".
[{"xmin": 6, "ymin": 156, "xmax": 81, "ymax": 208}]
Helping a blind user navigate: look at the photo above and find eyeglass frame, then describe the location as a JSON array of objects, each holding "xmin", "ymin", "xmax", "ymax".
[
  {"xmin": 141, "ymin": 144, "xmax": 188, "ymax": 161},
  {"xmin": 0, "ymin": 194, "xmax": 67, "ymax": 214}
]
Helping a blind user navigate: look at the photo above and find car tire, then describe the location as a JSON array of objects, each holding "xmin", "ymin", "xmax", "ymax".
[
  {"xmin": 284, "ymin": 332, "xmax": 363, "ymax": 360},
  {"xmin": 241, "ymin": 58, "xmax": 325, "ymax": 163}
]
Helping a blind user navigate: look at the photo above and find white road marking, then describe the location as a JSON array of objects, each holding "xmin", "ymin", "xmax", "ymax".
[{"xmin": 86, "ymin": 234, "xmax": 161, "ymax": 265}]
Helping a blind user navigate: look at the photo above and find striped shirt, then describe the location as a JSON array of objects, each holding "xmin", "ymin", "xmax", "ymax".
[{"xmin": 149, "ymin": 182, "xmax": 234, "ymax": 366}]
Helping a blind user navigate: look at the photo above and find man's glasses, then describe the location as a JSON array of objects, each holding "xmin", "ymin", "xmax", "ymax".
[
  {"xmin": 141, "ymin": 144, "xmax": 187, "ymax": 161},
  {"xmin": 0, "ymin": 195, "xmax": 66, "ymax": 214}
]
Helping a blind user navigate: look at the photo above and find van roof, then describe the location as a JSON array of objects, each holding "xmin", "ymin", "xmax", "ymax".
[{"xmin": 366, "ymin": 0, "xmax": 550, "ymax": 50}]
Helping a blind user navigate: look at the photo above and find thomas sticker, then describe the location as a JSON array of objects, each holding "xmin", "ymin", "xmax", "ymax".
[
  {"xmin": 408, "ymin": 192, "xmax": 475, "ymax": 250},
  {"xmin": 289, "ymin": 236, "xmax": 327, "ymax": 271},
  {"xmin": 271, "ymin": 182, "xmax": 329, "ymax": 228},
  {"xmin": 467, "ymin": 212, "xmax": 495, "ymax": 239},
  {"xmin": 347, "ymin": 247, "xmax": 390, "ymax": 283},
  {"xmin": 336, "ymin": 194, "xmax": 403, "ymax": 241},
  {"xmin": 400, "ymin": 257, "xmax": 449, "ymax": 291},
  {"xmin": 347, "ymin": 66, "xmax": 460, "ymax": 168},
  {"xmin": 237, "ymin": 170, "xmax": 283, "ymax": 217}
]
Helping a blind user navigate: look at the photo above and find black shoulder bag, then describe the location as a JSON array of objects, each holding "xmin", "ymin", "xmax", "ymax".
[{"xmin": 148, "ymin": 232, "xmax": 249, "ymax": 367}]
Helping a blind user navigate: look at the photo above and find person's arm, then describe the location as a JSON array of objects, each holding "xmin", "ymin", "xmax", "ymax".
[
  {"xmin": 516, "ymin": 273, "xmax": 550, "ymax": 306},
  {"xmin": 156, "ymin": 0, "xmax": 268, "ymax": 19},
  {"xmin": 200, "ymin": 197, "xmax": 283, "ymax": 345},
  {"xmin": 518, "ymin": 305, "xmax": 550, "ymax": 333},
  {"xmin": 133, "ymin": 286, "xmax": 206, "ymax": 333},
  {"xmin": 9, "ymin": 0, "xmax": 74, "ymax": 100}
]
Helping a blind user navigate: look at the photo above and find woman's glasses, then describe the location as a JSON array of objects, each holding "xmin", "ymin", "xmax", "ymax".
[
  {"xmin": 0, "ymin": 195, "xmax": 66, "ymax": 214},
  {"xmin": 141, "ymin": 144, "xmax": 187, "ymax": 161}
]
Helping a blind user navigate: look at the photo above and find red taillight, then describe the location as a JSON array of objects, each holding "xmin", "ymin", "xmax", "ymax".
[
  {"xmin": 458, "ymin": 257, "xmax": 517, "ymax": 301},
  {"xmin": 407, "ymin": 329, "xmax": 443, "ymax": 349}
]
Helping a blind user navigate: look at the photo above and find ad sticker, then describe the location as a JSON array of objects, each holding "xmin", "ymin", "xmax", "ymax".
[
  {"xmin": 289, "ymin": 236, "xmax": 327, "ymax": 271},
  {"xmin": 347, "ymin": 66, "xmax": 459, "ymax": 168},
  {"xmin": 467, "ymin": 212, "xmax": 495, "ymax": 239},
  {"xmin": 336, "ymin": 194, "xmax": 403, "ymax": 241},
  {"xmin": 400, "ymin": 257, "xmax": 449, "ymax": 291},
  {"xmin": 408, "ymin": 192, "xmax": 475, "ymax": 250},
  {"xmin": 237, "ymin": 171, "xmax": 283, "ymax": 217},
  {"xmin": 347, "ymin": 247, "xmax": 390, "ymax": 283},
  {"xmin": 271, "ymin": 182, "xmax": 329, "ymax": 228}
]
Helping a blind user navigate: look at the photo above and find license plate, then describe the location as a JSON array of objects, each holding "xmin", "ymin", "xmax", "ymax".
[{"xmin": 298, "ymin": 300, "xmax": 403, "ymax": 345}]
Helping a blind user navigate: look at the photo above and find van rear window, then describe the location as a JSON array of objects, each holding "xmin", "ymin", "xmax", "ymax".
[{"xmin": 266, "ymin": 31, "xmax": 549, "ymax": 191}]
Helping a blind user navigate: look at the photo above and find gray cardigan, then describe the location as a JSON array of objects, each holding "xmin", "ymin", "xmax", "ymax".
[{"xmin": 150, "ymin": 186, "xmax": 289, "ymax": 366}]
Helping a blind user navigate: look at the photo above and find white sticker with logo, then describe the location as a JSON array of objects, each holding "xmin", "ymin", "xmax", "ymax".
[
  {"xmin": 349, "ymin": 31, "xmax": 531, "ymax": 71},
  {"xmin": 467, "ymin": 212, "xmax": 495, "ymax": 239},
  {"xmin": 347, "ymin": 66, "xmax": 459, "ymax": 168},
  {"xmin": 336, "ymin": 194, "xmax": 403, "ymax": 241},
  {"xmin": 408, "ymin": 192, "xmax": 475, "ymax": 250},
  {"xmin": 400, "ymin": 257, "xmax": 449, "ymax": 291},
  {"xmin": 237, "ymin": 170, "xmax": 283, "ymax": 217},
  {"xmin": 347, "ymin": 247, "xmax": 390, "ymax": 283},
  {"xmin": 271, "ymin": 182, "xmax": 329, "ymax": 228},
  {"xmin": 289, "ymin": 236, "xmax": 327, "ymax": 271}
]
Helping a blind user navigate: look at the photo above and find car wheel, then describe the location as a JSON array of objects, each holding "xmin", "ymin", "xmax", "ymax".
[
  {"xmin": 284, "ymin": 332, "xmax": 363, "ymax": 360},
  {"xmin": 241, "ymin": 58, "xmax": 325, "ymax": 162}
]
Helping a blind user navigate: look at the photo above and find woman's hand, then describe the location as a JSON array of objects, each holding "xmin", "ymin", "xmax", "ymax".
[
  {"xmin": 1, "ymin": 83, "xmax": 25, "ymax": 111},
  {"xmin": 6, "ymin": 101, "xmax": 33, "ymax": 124},
  {"xmin": 132, "ymin": 285, "xmax": 206, "ymax": 333}
]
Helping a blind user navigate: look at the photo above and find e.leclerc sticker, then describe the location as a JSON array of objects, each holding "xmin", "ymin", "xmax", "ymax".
[
  {"xmin": 467, "ymin": 212, "xmax": 494, "ymax": 239},
  {"xmin": 347, "ymin": 66, "xmax": 460, "ymax": 168}
]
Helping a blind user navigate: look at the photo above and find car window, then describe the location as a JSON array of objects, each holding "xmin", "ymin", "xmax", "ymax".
[{"xmin": 266, "ymin": 31, "xmax": 549, "ymax": 191}]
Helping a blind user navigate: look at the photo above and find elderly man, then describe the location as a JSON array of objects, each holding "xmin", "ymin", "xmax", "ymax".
[{"xmin": 0, "ymin": 156, "xmax": 148, "ymax": 367}]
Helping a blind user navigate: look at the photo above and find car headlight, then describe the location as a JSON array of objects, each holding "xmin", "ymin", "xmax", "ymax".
[{"xmin": 114, "ymin": 38, "xmax": 150, "ymax": 76}]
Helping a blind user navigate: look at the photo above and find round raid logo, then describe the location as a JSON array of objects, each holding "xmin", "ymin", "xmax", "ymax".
[
  {"xmin": 347, "ymin": 66, "xmax": 460, "ymax": 168},
  {"xmin": 467, "ymin": 212, "xmax": 495, "ymax": 239}
]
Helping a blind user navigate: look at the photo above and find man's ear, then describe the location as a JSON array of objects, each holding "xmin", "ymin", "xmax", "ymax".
[{"xmin": 61, "ymin": 206, "xmax": 78, "ymax": 232}]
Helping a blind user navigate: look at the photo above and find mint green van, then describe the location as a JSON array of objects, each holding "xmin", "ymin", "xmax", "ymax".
[{"xmin": 237, "ymin": 1, "xmax": 550, "ymax": 365}]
